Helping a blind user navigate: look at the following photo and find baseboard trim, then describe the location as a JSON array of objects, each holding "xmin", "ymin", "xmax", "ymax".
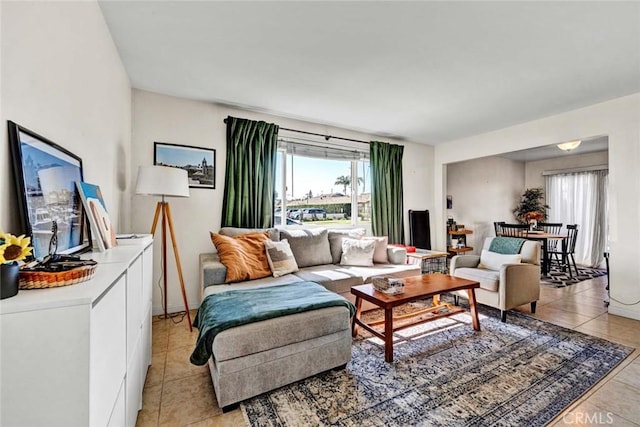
[
  {"xmin": 152, "ymin": 301, "xmax": 201, "ymax": 316},
  {"xmin": 607, "ymin": 305, "xmax": 640, "ymax": 321}
]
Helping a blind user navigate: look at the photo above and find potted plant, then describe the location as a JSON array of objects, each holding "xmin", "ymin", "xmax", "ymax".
[
  {"xmin": 0, "ymin": 231, "xmax": 33, "ymax": 299},
  {"xmin": 513, "ymin": 188, "xmax": 549, "ymax": 224}
]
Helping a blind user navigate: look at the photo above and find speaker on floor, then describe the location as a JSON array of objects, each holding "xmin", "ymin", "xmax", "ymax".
[{"xmin": 409, "ymin": 209, "xmax": 431, "ymax": 250}]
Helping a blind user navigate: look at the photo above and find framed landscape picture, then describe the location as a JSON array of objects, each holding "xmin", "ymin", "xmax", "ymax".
[{"xmin": 154, "ymin": 142, "xmax": 215, "ymax": 189}]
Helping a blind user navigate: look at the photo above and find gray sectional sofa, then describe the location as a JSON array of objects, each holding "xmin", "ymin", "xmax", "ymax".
[
  {"xmin": 198, "ymin": 226, "xmax": 420, "ymax": 409},
  {"xmin": 200, "ymin": 227, "xmax": 420, "ymax": 306}
]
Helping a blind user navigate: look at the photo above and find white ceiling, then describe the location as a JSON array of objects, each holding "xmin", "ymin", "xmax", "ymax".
[
  {"xmin": 498, "ymin": 136, "xmax": 608, "ymax": 162},
  {"xmin": 98, "ymin": 1, "xmax": 640, "ymax": 145}
]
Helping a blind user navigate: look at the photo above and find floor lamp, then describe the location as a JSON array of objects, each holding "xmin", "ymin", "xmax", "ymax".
[{"xmin": 136, "ymin": 165, "xmax": 192, "ymax": 331}]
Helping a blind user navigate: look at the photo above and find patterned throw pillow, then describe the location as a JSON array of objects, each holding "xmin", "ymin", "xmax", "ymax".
[
  {"xmin": 264, "ymin": 239, "xmax": 299, "ymax": 277},
  {"xmin": 340, "ymin": 238, "xmax": 377, "ymax": 267},
  {"xmin": 210, "ymin": 231, "xmax": 272, "ymax": 283}
]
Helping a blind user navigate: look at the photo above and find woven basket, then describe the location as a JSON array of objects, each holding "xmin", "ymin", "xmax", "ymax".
[
  {"xmin": 19, "ymin": 264, "xmax": 97, "ymax": 290},
  {"xmin": 371, "ymin": 276, "xmax": 405, "ymax": 295}
]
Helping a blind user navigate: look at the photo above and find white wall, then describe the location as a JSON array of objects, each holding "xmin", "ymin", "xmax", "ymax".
[
  {"xmin": 446, "ymin": 156, "xmax": 525, "ymax": 252},
  {"xmin": 1, "ymin": 1, "xmax": 131, "ymax": 235},
  {"xmin": 525, "ymin": 150, "xmax": 608, "ymax": 189},
  {"xmin": 131, "ymin": 90, "xmax": 434, "ymax": 314},
  {"xmin": 434, "ymin": 93, "xmax": 640, "ymax": 320},
  {"xmin": 402, "ymin": 135, "xmax": 435, "ymax": 244}
]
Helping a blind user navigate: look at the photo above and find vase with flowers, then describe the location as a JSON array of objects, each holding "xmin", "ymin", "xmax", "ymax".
[
  {"xmin": 523, "ymin": 211, "xmax": 544, "ymax": 231},
  {"xmin": 0, "ymin": 231, "xmax": 33, "ymax": 299}
]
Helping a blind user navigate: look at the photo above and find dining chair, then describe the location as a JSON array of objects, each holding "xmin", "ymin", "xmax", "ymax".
[
  {"xmin": 537, "ymin": 222, "xmax": 562, "ymax": 234},
  {"xmin": 500, "ymin": 223, "xmax": 529, "ymax": 237},
  {"xmin": 537, "ymin": 222, "xmax": 563, "ymax": 252},
  {"xmin": 493, "ymin": 221, "xmax": 505, "ymax": 236},
  {"xmin": 549, "ymin": 224, "xmax": 579, "ymax": 278}
]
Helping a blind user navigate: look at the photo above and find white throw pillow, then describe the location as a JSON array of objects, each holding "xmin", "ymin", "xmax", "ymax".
[
  {"xmin": 264, "ymin": 239, "xmax": 299, "ymax": 277},
  {"xmin": 362, "ymin": 236, "xmax": 389, "ymax": 264},
  {"xmin": 340, "ymin": 238, "xmax": 377, "ymax": 267},
  {"xmin": 327, "ymin": 228, "xmax": 366, "ymax": 264},
  {"xmin": 478, "ymin": 250, "xmax": 522, "ymax": 271}
]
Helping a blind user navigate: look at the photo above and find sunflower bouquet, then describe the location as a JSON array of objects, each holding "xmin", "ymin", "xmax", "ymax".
[{"xmin": 0, "ymin": 231, "xmax": 33, "ymax": 265}]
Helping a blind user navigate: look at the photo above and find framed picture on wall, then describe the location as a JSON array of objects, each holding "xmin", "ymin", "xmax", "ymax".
[
  {"xmin": 8, "ymin": 121, "xmax": 92, "ymax": 259},
  {"xmin": 154, "ymin": 142, "xmax": 216, "ymax": 189}
]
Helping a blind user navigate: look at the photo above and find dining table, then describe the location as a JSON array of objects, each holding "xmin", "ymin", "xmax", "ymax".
[{"xmin": 499, "ymin": 231, "xmax": 567, "ymax": 277}]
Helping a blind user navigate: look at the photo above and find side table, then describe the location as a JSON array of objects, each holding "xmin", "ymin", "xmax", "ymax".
[{"xmin": 406, "ymin": 249, "xmax": 449, "ymax": 274}]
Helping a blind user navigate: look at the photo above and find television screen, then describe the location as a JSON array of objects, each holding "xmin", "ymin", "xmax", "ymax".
[{"xmin": 8, "ymin": 121, "xmax": 91, "ymax": 259}]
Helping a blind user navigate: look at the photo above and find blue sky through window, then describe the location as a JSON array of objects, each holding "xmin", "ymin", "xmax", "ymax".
[{"xmin": 276, "ymin": 154, "xmax": 370, "ymax": 201}]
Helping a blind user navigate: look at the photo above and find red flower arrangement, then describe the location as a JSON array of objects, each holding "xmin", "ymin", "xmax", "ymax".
[{"xmin": 524, "ymin": 211, "xmax": 544, "ymax": 221}]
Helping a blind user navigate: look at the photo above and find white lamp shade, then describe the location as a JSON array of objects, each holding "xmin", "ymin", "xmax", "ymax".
[{"xmin": 135, "ymin": 165, "xmax": 189, "ymax": 197}]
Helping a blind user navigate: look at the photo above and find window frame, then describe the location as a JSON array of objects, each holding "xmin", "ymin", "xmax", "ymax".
[{"xmin": 273, "ymin": 148, "xmax": 369, "ymax": 228}]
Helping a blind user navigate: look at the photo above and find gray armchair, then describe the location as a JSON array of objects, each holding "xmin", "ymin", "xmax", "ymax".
[{"xmin": 450, "ymin": 237, "xmax": 541, "ymax": 322}]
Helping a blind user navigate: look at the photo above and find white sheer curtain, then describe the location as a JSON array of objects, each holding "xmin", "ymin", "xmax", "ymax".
[{"xmin": 545, "ymin": 169, "xmax": 608, "ymax": 268}]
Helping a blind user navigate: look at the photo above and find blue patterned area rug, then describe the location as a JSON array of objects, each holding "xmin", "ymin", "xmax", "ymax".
[
  {"xmin": 241, "ymin": 305, "xmax": 632, "ymax": 427},
  {"xmin": 542, "ymin": 265, "xmax": 608, "ymax": 288}
]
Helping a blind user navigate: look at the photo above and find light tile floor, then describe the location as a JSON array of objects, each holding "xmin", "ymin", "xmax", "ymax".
[{"xmin": 137, "ymin": 275, "xmax": 640, "ymax": 426}]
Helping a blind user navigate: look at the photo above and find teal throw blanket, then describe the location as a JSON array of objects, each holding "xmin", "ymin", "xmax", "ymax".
[
  {"xmin": 489, "ymin": 237, "xmax": 526, "ymax": 254},
  {"xmin": 190, "ymin": 281, "xmax": 356, "ymax": 366}
]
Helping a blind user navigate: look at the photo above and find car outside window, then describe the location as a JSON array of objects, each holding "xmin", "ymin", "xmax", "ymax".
[{"xmin": 273, "ymin": 148, "xmax": 370, "ymax": 228}]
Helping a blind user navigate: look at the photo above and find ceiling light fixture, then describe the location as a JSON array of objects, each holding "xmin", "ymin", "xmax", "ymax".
[{"xmin": 557, "ymin": 140, "xmax": 582, "ymax": 152}]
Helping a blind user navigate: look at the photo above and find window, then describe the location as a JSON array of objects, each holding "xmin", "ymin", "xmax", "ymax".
[
  {"xmin": 545, "ymin": 168, "xmax": 608, "ymax": 267},
  {"xmin": 273, "ymin": 137, "xmax": 370, "ymax": 228}
]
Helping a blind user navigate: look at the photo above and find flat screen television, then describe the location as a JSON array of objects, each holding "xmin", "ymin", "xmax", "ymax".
[{"xmin": 8, "ymin": 121, "xmax": 92, "ymax": 259}]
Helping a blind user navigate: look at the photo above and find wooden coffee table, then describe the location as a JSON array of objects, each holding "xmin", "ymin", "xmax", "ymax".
[{"xmin": 351, "ymin": 274, "xmax": 481, "ymax": 362}]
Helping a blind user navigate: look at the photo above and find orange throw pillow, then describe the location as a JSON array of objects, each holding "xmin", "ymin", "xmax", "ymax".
[{"xmin": 210, "ymin": 231, "xmax": 272, "ymax": 283}]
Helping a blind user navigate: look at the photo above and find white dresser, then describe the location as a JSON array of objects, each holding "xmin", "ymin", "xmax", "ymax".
[{"xmin": 0, "ymin": 236, "xmax": 153, "ymax": 427}]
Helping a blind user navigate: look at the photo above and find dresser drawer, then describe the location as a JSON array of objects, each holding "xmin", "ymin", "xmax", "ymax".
[
  {"xmin": 127, "ymin": 255, "xmax": 143, "ymax": 363},
  {"xmin": 142, "ymin": 246, "xmax": 153, "ymax": 311},
  {"xmin": 91, "ymin": 275, "xmax": 126, "ymax": 427}
]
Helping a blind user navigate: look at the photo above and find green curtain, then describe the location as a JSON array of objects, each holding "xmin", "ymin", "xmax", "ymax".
[
  {"xmin": 221, "ymin": 116, "xmax": 279, "ymax": 228},
  {"xmin": 370, "ymin": 140, "xmax": 405, "ymax": 244}
]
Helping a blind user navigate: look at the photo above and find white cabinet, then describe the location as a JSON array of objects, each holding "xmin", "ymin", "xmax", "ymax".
[
  {"xmin": 142, "ymin": 305, "xmax": 153, "ymax": 371},
  {"xmin": 0, "ymin": 238, "xmax": 152, "ymax": 427},
  {"xmin": 108, "ymin": 383, "xmax": 126, "ymax": 427},
  {"xmin": 124, "ymin": 243, "xmax": 154, "ymax": 425},
  {"xmin": 126, "ymin": 255, "xmax": 143, "ymax": 363},
  {"xmin": 142, "ymin": 245, "xmax": 153, "ymax": 315},
  {"xmin": 91, "ymin": 275, "xmax": 127, "ymax": 427},
  {"xmin": 125, "ymin": 253, "xmax": 144, "ymax": 427},
  {"xmin": 142, "ymin": 246, "xmax": 153, "ymax": 370},
  {"xmin": 126, "ymin": 338, "xmax": 144, "ymax": 427}
]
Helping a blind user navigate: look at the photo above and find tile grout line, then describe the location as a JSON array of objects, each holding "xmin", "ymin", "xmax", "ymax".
[
  {"xmin": 156, "ymin": 319, "xmax": 169, "ymax": 427},
  {"xmin": 583, "ymin": 380, "xmax": 640, "ymax": 425}
]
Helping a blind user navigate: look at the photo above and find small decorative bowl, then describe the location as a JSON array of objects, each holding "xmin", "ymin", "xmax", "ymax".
[{"xmin": 372, "ymin": 277, "xmax": 405, "ymax": 295}]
